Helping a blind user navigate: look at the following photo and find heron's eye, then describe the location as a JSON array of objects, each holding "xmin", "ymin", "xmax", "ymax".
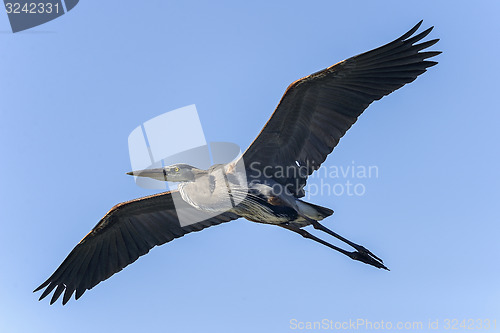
[{"xmin": 174, "ymin": 167, "xmax": 179, "ymax": 172}]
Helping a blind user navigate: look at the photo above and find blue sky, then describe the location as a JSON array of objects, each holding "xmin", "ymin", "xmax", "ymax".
[{"xmin": 1, "ymin": 1, "xmax": 499, "ymax": 332}]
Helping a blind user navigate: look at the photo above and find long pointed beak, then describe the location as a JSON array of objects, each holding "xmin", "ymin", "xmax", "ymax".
[{"xmin": 126, "ymin": 168, "xmax": 167, "ymax": 181}]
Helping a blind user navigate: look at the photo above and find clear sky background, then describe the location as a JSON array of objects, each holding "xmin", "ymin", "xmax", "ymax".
[{"xmin": 1, "ymin": 1, "xmax": 499, "ymax": 332}]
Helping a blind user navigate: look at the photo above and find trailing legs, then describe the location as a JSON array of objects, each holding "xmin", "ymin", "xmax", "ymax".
[{"xmin": 280, "ymin": 222, "xmax": 388, "ymax": 270}]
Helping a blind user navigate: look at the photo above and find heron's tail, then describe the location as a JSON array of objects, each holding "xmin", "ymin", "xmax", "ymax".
[{"xmin": 296, "ymin": 200, "xmax": 333, "ymax": 221}]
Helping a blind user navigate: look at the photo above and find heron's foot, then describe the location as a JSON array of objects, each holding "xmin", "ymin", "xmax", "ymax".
[
  {"xmin": 353, "ymin": 245, "xmax": 384, "ymax": 263},
  {"xmin": 350, "ymin": 250, "xmax": 389, "ymax": 270}
]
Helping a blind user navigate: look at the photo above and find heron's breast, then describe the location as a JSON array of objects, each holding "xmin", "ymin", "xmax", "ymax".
[{"xmin": 179, "ymin": 175, "xmax": 240, "ymax": 213}]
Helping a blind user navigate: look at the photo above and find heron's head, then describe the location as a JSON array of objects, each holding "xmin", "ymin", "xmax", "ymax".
[{"xmin": 126, "ymin": 163, "xmax": 203, "ymax": 182}]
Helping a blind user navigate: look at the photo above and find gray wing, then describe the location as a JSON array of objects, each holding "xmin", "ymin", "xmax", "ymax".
[
  {"xmin": 241, "ymin": 21, "xmax": 440, "ymax": 197},
  {"xmin": 34, "ymin": 190, "xmax": 239, "ymax": 305}
]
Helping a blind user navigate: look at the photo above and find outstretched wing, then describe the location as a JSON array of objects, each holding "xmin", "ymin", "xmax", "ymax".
[
  {"xmin": 34, "ymin": 190, "xmax": 239, "ymax": 305},
  {"xmin": 241, "ymin": 21, "xmax": 440, "ymax": 197}
]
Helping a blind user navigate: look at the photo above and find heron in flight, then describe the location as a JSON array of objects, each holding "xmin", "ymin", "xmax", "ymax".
[{"xmin": 35, "ymin": 21, "xmax": 440, "ymax": 305}]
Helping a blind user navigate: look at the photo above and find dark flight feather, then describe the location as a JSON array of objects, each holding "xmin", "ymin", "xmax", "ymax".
[{"xmin": 241, "ymin": 21, "xmax": 440, "ymax": 197}]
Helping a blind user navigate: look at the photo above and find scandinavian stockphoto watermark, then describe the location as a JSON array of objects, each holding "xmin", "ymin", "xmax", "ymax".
[
  {"xmin": 3, "ymin": 0, "xmax": 79, "ymax": 32},
  {"xmin": 289, "ymin": 318, "xmax": 498, "ymax": 331},
  {"xmin": 127, "ymin": 105, "xmax": 379, "ymax": 226},
  {"xmin": 243, "ymin": 160, "xmax": 379, "ymax": 199}
]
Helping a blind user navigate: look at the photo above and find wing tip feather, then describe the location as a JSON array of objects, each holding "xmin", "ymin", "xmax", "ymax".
[{"xmin": 399, "ymin": 20, "xmax": 423, "ymax": 41}]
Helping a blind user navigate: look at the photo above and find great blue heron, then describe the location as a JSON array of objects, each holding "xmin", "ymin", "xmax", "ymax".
[{"xmin": 34, "ymin": 21, "xmax": 439, "ymax": 305}]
